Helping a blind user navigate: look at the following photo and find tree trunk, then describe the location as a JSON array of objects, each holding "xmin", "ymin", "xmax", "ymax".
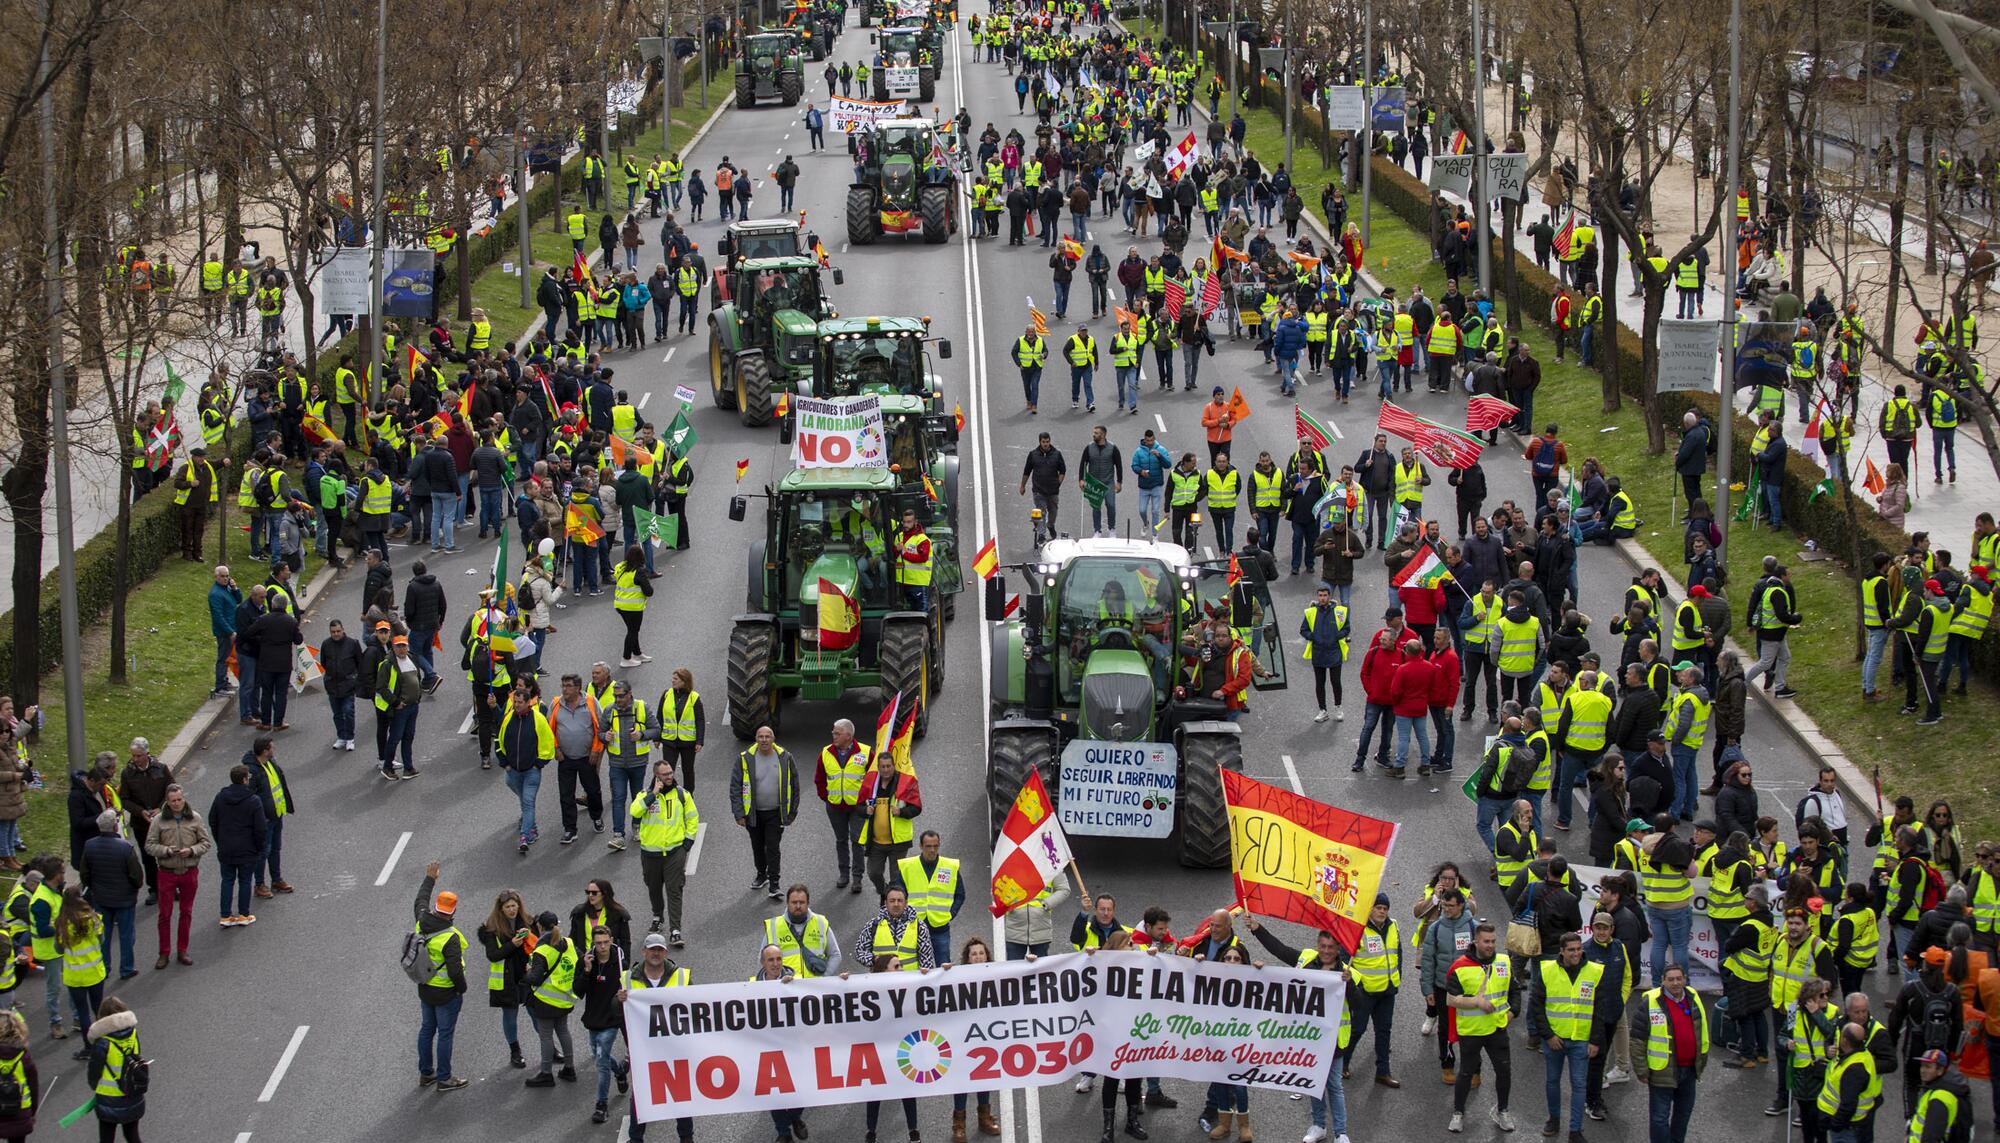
[
  {"xmin": 1597, "ymin": 197, "xmax": 1623, "ymax": 413},
  {"xmin": 1921, "ymin": 120, "xmax": 1938, "ymax": 274},
  {"xmin": 1640, "ymin": 280, "xmax": 1666, "ymax": 453},
  {"xmin": 1501, "ymin": 197, "xmax": 1520, "ymax": 332},
  {"xmin": 110, "ymin": 466, "xmax": 132, "ymax": 684},
  {"xmin": 1884, "ymin": 108, "xmax": 1912, "ymax": 352}
]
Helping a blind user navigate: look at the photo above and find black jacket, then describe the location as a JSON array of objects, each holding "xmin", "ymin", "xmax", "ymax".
[
  {"xmin": 421, "ymin": 445, "xmax": 457, "ymax": 489},
  {"xmin": 68, "ymin": 774, "xmax": 106, "ymax": 839},
  {"xmin": 403, "ymin": 574, "xmax": 448, "ymax": 630},
  {"xmin": 1610, "ymin": 686, "xmax": 1665, "ymax": 752},
  {"xmin": 1675, "ymin": 422, "xmax": 1711, "ymax": 476},
  {"xmin": 363, "ymin": 562, "xmax": 395, "ymax": 613},
  {"xmin": 79, "ymin": 834, "xmax": 145, "ymax": 909},
  {"xmin": 233, "ymin": 599, "xmax": 266, "ymax": 656},
  {"xmin": 321, "ymin": 634, "xmax": 365, "ymax": 699},
  {"xmin": 243, "ymin": 750, "xmax": 296, "ymax": 822},
  {"xmin": 245, "ymin": 611, "xmax": 303, "ymax": 673},
  {"xmin": 207, "ymin": 784, "xmax": 268, "ymax": 865}
]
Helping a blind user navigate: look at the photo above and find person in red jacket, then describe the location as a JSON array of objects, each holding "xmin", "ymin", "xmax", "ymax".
[
  {"xmin": 1399, "ymin": 579, "xmax": 1446, "ymax": 648},
  {"xmin": 1388, "ymin": 637, "xmax": 1436, "ymax": 778},
  {"xmin": 1424, "ymin": 626, "xmax": 1462, "ymax": 777},
  {"xmin": 1350, "ymin": 609, "xmax": 1409, "ymax": 774}
]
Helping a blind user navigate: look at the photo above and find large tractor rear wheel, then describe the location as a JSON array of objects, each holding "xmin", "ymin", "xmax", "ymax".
[
  {"xmin": 919, "ymin": 70, "xmax": 935, "ymax": 102},
  {"xmin": 987, "ymin": 725, "xmax": 1058, "ymax": 838},
  {"xmin": 846, "ymin": 185, "xmax": 880, "ymax": 245},
  {"xmin": 779, "ymin": 72, "xmax": 804, "ymax": 105},
  {"xmin": 1176, "ymin": 729, "xmax": 1243, "ymax": 868},
  {"xmin": 737, "ymin": 354, "xmax": 776, "ymax": 427},
  {"xmin": 878, "ymin": 619, "xmax": 930, "ymax": 739},
  {"xmin": 708, "ymin": 322, "xmax": 737, "ymax": 410},
  {"xmin": 920, "ymin": 186, "xmax": 950, "ymax": 246},
  {"xmin": 726, "ymin": 621, "xmax": 779, "ymax": 740},
  {"xmin": 735, "ymin": 72, "xmax": 757, "ymax": 109}
]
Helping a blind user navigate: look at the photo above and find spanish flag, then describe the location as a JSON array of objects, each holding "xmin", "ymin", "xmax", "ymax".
[
  {"xmin": 406, "ymin": 343, "xmax": 428, "ymax": 380},
  {"xmin": 1028, "ymin": 305, "xmax": 1048, "ymax": 337},
  {"xmin": 922, "ymin": 473, "xmax": 940, "ymax": 503},
  {"xmin": 302, "ymin": 412, "xmax": 340, "ymax": 447},
  {"xmin": 953, "ymin": 402, "xmax": 965, "ymax": 433},
  {"xmin": 888, "ymin": 698, "xmax": 918, "ymax": 775},
  {"xmin": 816, "ymin": 577, "xmax": 859, "ymax": 651},
  {"xmin": 1222, "ymin": 770, "xmax": 1400, "ymax": 953},
  {"xmin": 971, "ymin": 537, "xmax": 998, "ymax": 580},
  {"xmin": 1058, "ymin": 236, "xmax": 1085, "ymax": 261}
]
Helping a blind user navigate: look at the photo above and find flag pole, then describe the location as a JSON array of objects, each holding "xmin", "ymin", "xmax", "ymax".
[{"xmin": 1068, "ymin": 860, "xmax": 1092, "ymax": 910}]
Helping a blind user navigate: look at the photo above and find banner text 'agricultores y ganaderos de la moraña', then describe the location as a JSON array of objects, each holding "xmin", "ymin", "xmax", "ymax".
[{"xmin": 623, "ymin": 951, "xmax": 1344, "ymax": 1121}]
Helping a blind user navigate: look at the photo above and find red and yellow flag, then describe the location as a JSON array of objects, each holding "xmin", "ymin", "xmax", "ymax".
[
  {"xmin": 1221, "ymin": 770, "xmax": 1400, "ymax": 953},
  {"xmin": 953, "ymin": 402, "xmax": 966, "ymax": 433},
  {"xmin": 1058, "ymin": 237, "xmax": 1085, "ymax": 261},
  {"xmin": 734, "ymin": 458, "xmax": 751, "ymax": 482},
  {"xmin": 816, "ymin": 576, "xmax": 859, "ymax": 651},
  {"xmin": 971, "ymin": 537, "xmax": 998, "ymax": 580},
  {"xmin": 607, "ymin": 433, "xmax": 655, "ymax": 469},
  {"xmin": 407, "ymin": 343, "xmax": 429, "ymax": 380},
  {"xmin": 302, "ymin": 413, "xmax": 340, "ymax": 447}
]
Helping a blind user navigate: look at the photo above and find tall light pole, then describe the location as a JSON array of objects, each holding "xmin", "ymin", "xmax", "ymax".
[
  {"xmin": 1280, "ymin": 0, "xmax": 1293, "ymax": 175},
  {"xmin": 1359, "ymin": 0, "xmax": 1373, "ymax": 247},
  {"xmin": 1470, "ymin": 0, "xmax": 1490, "ymax": 294},
  {"xmin": 1715, "ymin": 0, "xmax": 1741, "ymax": 552},
  {"xmin": 39, "ymin": 0, "xmax": 86, "ymax": 773},
  {"xmin": 517, "ymin": 8, "xmax": 533, "ymax": 309},
  {"xmin": 1227, "ymin": 0, "xmax": 1237, "ymax": 125},
  {"xmin": 367, "ymin": 0, "xmax": 388, "ymax": 409}
]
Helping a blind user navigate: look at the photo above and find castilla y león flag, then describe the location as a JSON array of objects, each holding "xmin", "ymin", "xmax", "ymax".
[
  {"xmin": 1221, "ymin": 770, "xmax": 1400, "ymax": 952},
  {"xmin": 990, "ymin": 767, "xmax": 1073, "ymax": 917}
]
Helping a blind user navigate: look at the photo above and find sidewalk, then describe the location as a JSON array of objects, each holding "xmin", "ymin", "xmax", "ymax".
[{"xmin": 1414, "ymin": 76, "xmax": 1997, "ymax": 548}]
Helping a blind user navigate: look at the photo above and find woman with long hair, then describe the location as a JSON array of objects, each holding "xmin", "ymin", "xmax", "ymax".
[
  {"xmin": 864, "ymin": 954, "xmax": 922, "ymax": 1143},
  {"xmin": 611, "ymin": 544, "xmax": 654, "ymax": 668},
  {"xmin": 569, "ymin": 879, "xmax": 633, "ymax": 963},
  {"xmin": 1202, "ymin": 944, "xmax": 1257, "ymax": 1142},
  {"xmin": 56, "ymin": 887, "xmax": 105, "ymax": 1059},
  {"xmin": 1586, "ymin": 756, "xmax": 1628, "ymax": 866},
  {"xmin": 950, "ymin": 937, "xmax": 1001, "ymax": 1142},
  {"xmin": 478, "ymin": 890, "xmax": 533, "ymax": 1068},
  {"xmin": 1922, "ymin": 800, "xmax": 1965, "ymax": 879}
]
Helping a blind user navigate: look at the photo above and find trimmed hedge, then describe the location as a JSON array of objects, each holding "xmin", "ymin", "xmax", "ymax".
[
  {"xmin": 0, "ymin": 56, "xmax": 716, "ymax": 687},
  {"xmin": 1174, "ymin": 20, "xmax": 1995, "ymax": 680}
]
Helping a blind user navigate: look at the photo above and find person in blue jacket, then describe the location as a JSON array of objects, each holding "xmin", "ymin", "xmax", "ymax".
[
  {"xmin": 1272, "ymin": 311, "xmax": 1309, "ymax": 397},
  {"xmin": 208, "ymin": 565, "xmax": 243, "ymax": 698},
  {"xmin": 1129, "ymin": 428, "xmax": 1172, "ymax": 537}
]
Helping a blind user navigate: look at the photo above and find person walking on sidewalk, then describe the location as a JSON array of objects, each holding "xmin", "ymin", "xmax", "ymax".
[{"xmin": 142, "ymin": 785, "xmax": 209, "ymax": 969}]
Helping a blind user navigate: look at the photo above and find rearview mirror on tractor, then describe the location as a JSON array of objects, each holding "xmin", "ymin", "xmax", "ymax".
[
  {"xmin": 936, "ymin": 339, "xmax": 952, "ymax": 359},
  {"xmin": 833, "ymin": 268, "xmax": 846, "ymax": 285},
  {"xmin": 728, "ymin": 495, "xmax": 747, "ymax": 522}
]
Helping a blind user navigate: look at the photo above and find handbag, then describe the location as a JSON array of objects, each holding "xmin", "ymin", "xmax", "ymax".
[{"xmin": 1505, "ymin": 883, "xmax": 1542, "ymax": 958}]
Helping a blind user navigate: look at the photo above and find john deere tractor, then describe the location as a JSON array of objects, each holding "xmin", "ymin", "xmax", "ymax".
[
  {"xmin": 870, "ymin": 23, "xmax": 938, "ymax": 102},
  {"xmin": 726, "ymin": 467, "xmax": 961, "ymax": 739},
  {"xmin": 792, "ymin": 316, "xmax": 951, "ymax": 417},
  {"xmin": 983, "ymin": 539, "xmax": 1288, "ymax": 867},
  {"xmin": 735, "ymin": 30, "xmax": 807, "ymax": 107},
  {"xmin": 707, "ymin": 256, "xmax": 842, "ymax": 426},
  {"xmin": 846, "ymin": 119, "xmax": 958, "ymax": 246}
]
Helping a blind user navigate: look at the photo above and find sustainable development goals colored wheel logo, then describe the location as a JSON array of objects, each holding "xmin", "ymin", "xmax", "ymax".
[{"xmin": 896, "ymin": 1029, "xmax": 953, "ymax": 1083}]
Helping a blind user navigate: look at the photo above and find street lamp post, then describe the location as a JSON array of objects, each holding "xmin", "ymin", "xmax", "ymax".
[{"xmin": 1715, "ymin": 0, "xmax": 1741, "ymax": 553}]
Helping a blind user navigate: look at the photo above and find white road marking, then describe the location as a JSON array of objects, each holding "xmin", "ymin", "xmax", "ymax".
[
  {"xmin": 1281, "ymin": 754, "xmax": 1303, "ymax": 793},
  {"xmin": 375, "ymin": 831, "xmax": 413, "ymax": 887},
  {"xmin": 1203, "ymin": 546, "xmax": 1215, "ymax": 559},
  {"xmin": 1154, "ymin": 413, "xmax": 1167, "ymax": 436},
  {"xmin": 841, "ymin": 241, "xmax": 850, "ymax": 254},
  {"xmin": 638, "ymin": 392, "xmax": 651, "ymax": 409},
  {"xmin": 258, "ymin": 1025, "xmax": 310, "ymax": 1102},
  {"xmin": 685, "ymin": 823, "xmax": 708, "ymax": 876},
  {"xmin": 1325, "ymin": 418, "xmax": 1344, "ymax": 439},
  {"xmin": 664, "ymin": 347, "xmax": 677, "ymax": 363},
  {"xmin": 235, "ymin": 1134, "xmax": 254, "ymax": 1143},
  {"xmin": 457, "ymin": 708, "xmax": 475, "ymax": 735}
]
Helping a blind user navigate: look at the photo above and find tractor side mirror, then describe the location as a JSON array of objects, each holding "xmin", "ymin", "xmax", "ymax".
[
  {"xmin": 728, "ymin": 495, "xmax": 747, "ymax": 522},
  {"xmin": 983, "ymin": 574, "xmax": 1006, "ymax": 620},
  {"xmin": 832, "ymin": 267, "xmax": 845, "ymax": 285},
  {"xmin": 779, "ymin": 416, "xmax": 795, "ymax": 444},
  {"xmin": 936, "ymin": 338, "xmax": 952, "ymax": 359}
]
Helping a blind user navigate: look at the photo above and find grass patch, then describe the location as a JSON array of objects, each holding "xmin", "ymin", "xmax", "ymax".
[{"xmin": 1138, "ymin": 22, "xmax": 1998, "ymax": 838}]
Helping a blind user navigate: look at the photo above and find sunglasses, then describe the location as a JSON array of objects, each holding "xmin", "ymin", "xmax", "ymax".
[{"xmin": 586, "ymin": 889, "xmax": 603, "ymax": 897}]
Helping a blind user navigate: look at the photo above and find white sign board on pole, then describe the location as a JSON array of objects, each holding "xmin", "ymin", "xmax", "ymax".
[
  {"xmin": 1657, "ymin": 319, "xmax": 1722, "ymax": 393},
  {"xmin": 791, "ymin": 394, "xmax": 888, "ymax": 468},
  {"xmin": 1486, "ymin": 153, "xmax": 1530, "ymax": 203},
  {"xmin": 315, "ymin": 248, "xmax": 374, "ymax": 316},
  {"xmin": 1428, "ymin": 155, "xmax": 1477, "ymax": 200},
  {"xmin": 1323, "ymin": 86, "xmax": 1367, "ymax": 133},
  {"xmin": 1058, "ymin": 740, "xmax": 1178, "ymax": 838}
]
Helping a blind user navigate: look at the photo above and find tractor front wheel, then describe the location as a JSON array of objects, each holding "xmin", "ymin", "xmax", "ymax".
[
  {"xmin": 726, "ymin": 622, "xmax": 779, "ymax": 740},
  {"xmin": 708, "ymin": 323, "xmax": 737, "ymax": 410},
  {"xmin": 919, "ymin": 186, "xmax": 950, "ymax": 246},
  {"xmin": 1175, "ymin": 728, "xmax": 1243, "ymax": 868},
  {"xmin": 737, "ymin": 354, "xmax": 776, "ymax": 427},
  {"xmin": 986, "ymin": 725, "xmax": 1058, "ymax": 839}
]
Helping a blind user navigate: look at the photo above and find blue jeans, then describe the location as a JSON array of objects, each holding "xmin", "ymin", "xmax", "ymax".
[
  {"xmin": 505, "ymin": 765, "xmax": 543, "ymax": 839},
  {"xmin": 1544, "ymin": 1039, "xmax": 1589, "ymax": 1131},
  {"xmin": 214, "ymin": 633, "xmax": 233, "ymax": 691},
  {"xmin": 261, "ymin": 815, "xmax": 285, "ymax": 885},
  {"xmin": 1205, "ymin": 1083, "xmax": 1249, "ymax": 1112},
  {"xmin": 479, "ymin": 484, "xmax": 505, "ymax": 535},
  {"xmin": 1376, "ymin": 359, "xmax": 1397, "ymax": 398},
  {"xmin": 1392, "ymin": 714, "xmax": 1430, "ymax": 769},
  {"xmin": 1939, "ymin": 633, "xmax": 1976, "ymax": 691},
  {"xmin": 1278, "ymin": 354, "xmax": 1300, "ymax": 392},
  {"xmin": 218, "ymin": 861, "xmax": 255, "ymax": 916},
  {"xmin": 591, "ymin": 1025, "xmax": 626, "ymax": 1102},
  {"xmin": 1070, "ymin": 365, "xmax": 1094, "ymax": 405},
  {"xmin": 329, "ymin": 694, "xmax": 356, "ymax": 740},
  {"xmin": 1309, "ymin": 1051, "xmax": 1347, "ymax": 1132},
  {"xmin": 1353, "ymin": 703, "xmax": 1391, "ymax": 767},
  {"xmin": 1670, "ymin": 744, "xmax": 1699, "ymax": 819},
  {"xmin": 1211, "ymin": 508, "xmax": 1235, "ymax": 551},
  {"xmin": 100, "ymin": 905, "xmax": 136, "ymax": 977},
  {"xmin": 236, "ymin": 650, "xmax": 259, "ymax": 719},
  {"xmin": 1861, "ymin": 627, "xmax": 1888, "ymax": 693},
  {"xmin": 1053, "ymin": 279, "xmax": 1071, "ymax": 316},
  {"xmin": 1933, "ymin": 427, "xmax": 1957, "ymax": 477},
  {"xmin": 1580, "ymin": 325, "xmax": 1597, "ymax": 366},
  {"xmin": 385, "ymin": 704, "xmax": 419, "ymax": 771},
  {"xmin": 1430, "ymin": 706, "xmax": 1456, "ymax": 767},
  {"xmin": 1475, "ymin": 796, "xmax": 1510, "ymax": 852},
  {"xmin": 1647, "ymin": 1070, "xmax": 1698, "ymax": 1143},
  {"xmin": 1071, "ymin": 213, "xmax": 1088, "ymax": 240},
  {"xmin": 1762, "ymin": 480, "xmax": 1784, "ymax": 526},
  {"xmin": 1020, "ymin": 366, "xmax": 1042, "ymax": 406},
  {"xmin": 1893, "ymin": 923, "xmax": 1920, "ymax": 983},
  {"xmin": 1646, "ymin": 906, "xmax": 1693, "ymax": 986},
  {"xmin": 1555, "ymin": 749, "xmax": 1599, "ymax": 827},
  {"xmin": 1089, "ymin": 492, "xmax": 1118, "ymax": 533},
  {"xmin": 419, "ymin": 993, "xmax": 464, "ymax": 1081},
  {"xmin": 1289, "ymin": 519, "xmax": 1319, "ymax": 574},
  {"xmin": 1115, "ymin": 364, "xmax": 1139, "ymax": 408},
  {"xmin": 430, "ymin": 491, "xmax": 457, "ymax": 548},
  {"xmin": 608, "ymin": 765, "xmax": 647, "ymax": 838},
  {"xmin": 570, "ymin": 540, "xmax": 600, "ymax": 592},
  {"xmin": 1254, "ymin": 510, "xmax": 1280, "ymax": 552},
  {"xmin": 407, "ymin": 626, "xmax": 438, "ymax": 684},
  {"xmin": 1137, "ymin": 486, "xmax": 1163, "ymax": 534}
]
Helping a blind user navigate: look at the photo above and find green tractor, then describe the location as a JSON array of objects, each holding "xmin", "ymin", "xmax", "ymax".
[
  {"xmin": 785, "ymin": 316, "xmax": 952, "ymax": 419},
  {"xmin": 707, "ymin": 256, "xmax": 842, "ymax": 427},
  {"xmin": 983, "ymin": 539, "xmax": 1289, "ymax": 867},
  {"xmin": 869, "ymin": 23, "xmax": 938, "ymax": 102},
  {"xmin": 846, "ymin": 119, "xmax": 959, "ymax": 246},
  {"xmin": 726, "ymin": 467, "xmax": 960, "ymax": 739},
  {"xmin": 735, "ymin": 29, "xmax": 807, "ymax": 107},
  {"xmin": 859, "ymin": 0, "xmax": 892, "ymax": 27}
]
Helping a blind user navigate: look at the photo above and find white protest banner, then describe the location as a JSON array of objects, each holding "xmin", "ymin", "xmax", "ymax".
[
  {"xmin": 1059, "ymin": 740, "xmax": 1177, "ymax": 838},
  {"xmin": 1322, "ymin": 86, "xmax": 1367, "ymax": 133},
  {"xmin": 1657, "ymin": 319, "xmax": 1721, "ymax": 394},
  {"xmin": 792, "ymin": 394, "xmax": 888, "ymax": 468},
  {"xmin": 1428, "ymin": 154, "xmax": 1477, "ymax": 200},
  {"xmin": 289, "ymin": 644, "xmax": 325, "ymax": 694},
  {"xmin": 831, "ymin": 97, "xmax": 906, "ymax": 132},
  {"xmin": 885, "ymin": 66, "xmax": 920, "ymax": 96},
  {"xmin": 623, "ymin": 951, "xmax": 1344, "ymax": 1122},
  {"xmin": 674, "ymin": 384, "xmax": 698, "ymax": 407},
  {"xmin": 894, "ymin": 0, "xmax": 925, "ymax": 15},
  {"xmin": 1486, "ymin": 153, "xmax": 1530, "ymax": 203}
]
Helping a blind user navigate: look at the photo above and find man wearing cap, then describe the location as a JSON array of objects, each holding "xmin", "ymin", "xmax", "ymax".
[
  {"xmin": 412, "ymin": 859, "xmax": 470, "ymax": 1090},
  {"xmin": 620, "ymin": 932, "xmax": 696, "ymax": 1143},
  {"xmin": 376, "ymin": 633, "xmax": 424, "ymax": 780},
  {"xmin": 1905, "ymin": 1050, "xmax": 1972, "ymax": 1143}
]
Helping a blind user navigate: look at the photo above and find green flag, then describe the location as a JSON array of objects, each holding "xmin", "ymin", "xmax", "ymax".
[
  {"xmin": 58, "ymin": 1097, "xmax": 97, "ymax": 1128},
  {"xmin": 1808, "ymin": 477, "xmax": 1836, "ymax": 503},
  {"xmin": 162, "ymin": 361, "xmax": 187, "ymax": 409},
  {"xmin": 1734, "ymin": 480, "xmax": 1757, "ymax": 522},
  {"xmin": 633, "ymin": 505, "xmax": 680, "ymax": 547},
  {"xmin": 1081, "ymin": 470, "xmax": 1108, "ymax": 508},
  {"xmin": 665, "ymin": 410, "xmax": 698, "ymax": 458}
]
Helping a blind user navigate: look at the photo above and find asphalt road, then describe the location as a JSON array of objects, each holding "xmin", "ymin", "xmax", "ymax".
[{"xmin": 83, "ymin": 17, "xmax": 1879, "ymax": 1143}]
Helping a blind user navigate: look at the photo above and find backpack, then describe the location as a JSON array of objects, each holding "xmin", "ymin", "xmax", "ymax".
[
  {"xmin": 400, "ymin": 928, "xmax": 438, "ymax": 984},
  {"xmin": 1918, "ymin": 861, "xmax": 1948, "ymax": 913},
  {"xmin": 1886, "ymin": 401, "xmax": 1916, "ymax": 438},
  {"xmin": 1499, "ymin": 741, "xmax": 1538, "ymax": 793},
  {"xmin": 1934, "ymin": 392, "xmax": 1958, "ymax": 424},
  {"xmin": 1531, "ymin": 441, "xmax": 1558, "ymax": 477},
  {"xmin": 124, "ymin": 1054, "xmax": 152, "ymax": 1096},
  {"xmin": 1917, "ymin": 980, "xmax": 1958, "ymax": 1052}
]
